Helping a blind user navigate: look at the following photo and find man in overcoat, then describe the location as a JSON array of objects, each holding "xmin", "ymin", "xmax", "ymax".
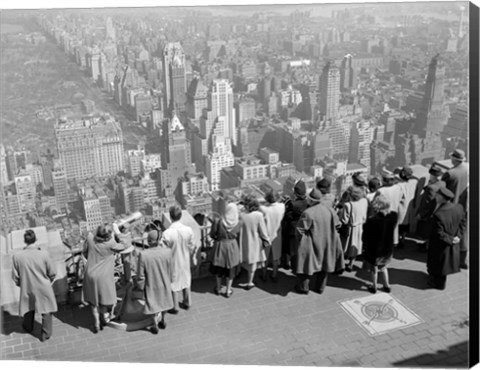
[
  {"xmin": 11, "ymin": 229, "xmax": 57, "ymax": 341},
  {"xmin": 162, "ymin": 205, "xmax": 196, "ymax": 313},
  {"xmin": 442, "ymin": 149, "xmax": 469, "ymax": 268},
  {"xmin": 427, "ymin": 186, "xmax": 466, "ymax": 290},
  {"xmin": 136, "ymin": 229, "xmax": 174, "ymax": 334},
  {"xmin": 294, "ymin": 189, "xmax": 344, "ymax": 294},
  {"xmin": 416, "ymin": 166, "xmax": 445, "ymax": 248},
  {"xmin": 282, "ymin": 180, "xmax": 309, "ymax": 270}
]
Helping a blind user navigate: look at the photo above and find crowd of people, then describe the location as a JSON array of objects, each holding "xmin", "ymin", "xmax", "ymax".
[{"xmin": 11, "ymin": 149, "xmax": 468, "ymax": 339}]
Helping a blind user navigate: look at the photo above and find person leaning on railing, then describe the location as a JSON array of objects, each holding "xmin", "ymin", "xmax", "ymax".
[{"xmin": 82, "ymin": 224, "xmax": 128, "ymax": 333}]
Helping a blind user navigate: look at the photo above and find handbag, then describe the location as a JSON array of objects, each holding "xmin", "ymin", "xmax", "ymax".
[{"xmin": 338, "ymin": 202, "xmax": 352, "ymax": 238}]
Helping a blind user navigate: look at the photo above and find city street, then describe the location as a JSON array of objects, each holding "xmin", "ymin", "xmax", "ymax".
[{"xmin": 1, "ymin": 242, "xmax": 469, "ymax": 367}]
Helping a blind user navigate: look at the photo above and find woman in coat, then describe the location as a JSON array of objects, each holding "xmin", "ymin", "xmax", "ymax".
[
  {"xmin": 239, "ymin": 194, "xmax": 270, "ymax": 290},
  {"xmin": 260, "ymin": 190, "xmax": 286, "ymax": 282},
  {"xmin": 82, "ymin": 224, "xmax": 127, "ymax": 333},
  {"xmin": 209, "ymin": 201, "xmax": 241, "ymax": 297},
  {"xmin": 362, "ymin": 194, "xmax": 398, "ymax": 293},
  {"xmin": 11, "ymin": 229, "xmax": 57, "ymax": 342},
  {"xmin": 339, "ymin": 186, "xmax": 368, "ymax": 271},
  {"xmin": 136, "ymin": 229, "xmax": 174, "ymax": 333}
]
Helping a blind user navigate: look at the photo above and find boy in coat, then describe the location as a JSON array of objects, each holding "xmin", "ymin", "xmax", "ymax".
[
  {"xmin": 427, "ymin": 186, "xmax": 466, "ymax": 290},
  {"xmin": 11, "ymin": 229, "xmax": 57, "ymax": 341},
  {"xmin": 136, "ymin": 230, "xmax": 174, "ymax": 334}
]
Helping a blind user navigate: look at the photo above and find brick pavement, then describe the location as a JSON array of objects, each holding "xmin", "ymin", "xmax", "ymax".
[{"xmin": 1, "ymin": 242, "xmax": 469, "ymax": 367}]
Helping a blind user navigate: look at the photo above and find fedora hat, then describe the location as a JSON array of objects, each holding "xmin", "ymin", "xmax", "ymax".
[
  {"xmin": 307, "ymin": 188, "xmax": 322, "ymax": 203},
  {"xmin": 450, "ymin": 149, "xmax": 466, "ymax": 161}
]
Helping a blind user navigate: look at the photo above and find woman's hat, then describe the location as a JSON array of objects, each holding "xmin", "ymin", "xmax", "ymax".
[
  {"xmin": 352, "ymin": 173, "xmax": 367, "ymax": 187},
  {"xmin": 317, "ymin": 178, "xmax": 331, "ymax": 194},
  {"xmin": 450, "ymin": 149, "xmax": 466, "ymax": 161},
  {"xmin": 429, "ymin": 166, "xmax": 443, "ymax": 177},
  {"xmin": 294, "ymin": 180, "xmax": 306, "ymax": 197},
  {"xmin": 147, "ymin": 230, "xmax": 160, "ymax": 245}
]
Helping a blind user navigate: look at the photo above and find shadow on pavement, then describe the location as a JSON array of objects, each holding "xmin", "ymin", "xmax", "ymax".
[
  {"xmin": 327, "ymin": 272, "xmax": 369, "ymax": 292},
  {"xmin": 53, "ymin": 304, "xmax": 96, "ymax": 332},
  {"xmin": 393, "ymin": 340, "xmax": 468, "ymax": 367},
  {"xmin": 253, "ymin": 270, "xmax": 297, "ymax": 297},
  {"xmin": 387, "ymin": 267, "xmax": 430, "ymax": 290},
  {"xmin": 1, "ymin": 309, "xmax": 32, "ymax": 337}
]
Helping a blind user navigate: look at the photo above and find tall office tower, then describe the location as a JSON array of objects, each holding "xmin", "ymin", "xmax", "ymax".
[
  {"xmin": 52, "ymin": 168, "xmax": 68, "ymax": 210},
  {"xmin": 459, "ymin": 6, "xmax": 465, "ymax": 38},
  {"xmin": 209, "ymin": 79, "xmax": 236, "ymax": 145},
  {"xmin": 105, "ymin": 16, "xmax": 116, "ymax": 41},
  {"xmin": 163, "ymin": 42, "xmax": 187, "ymax": 114},
  {"xmin": 159, "ymin": 113, "xmax": 196, "ymax": 197},
  {"xmin": 205, "ymin": 131, "xmax": 235, "ymax": 191},
  {"xmin": 340, "ymin": 54, "xmax": 356, "ymax": 91},
  {"xmin": 89, "ymin": 51, "xmax": 101, "ymax": 82},
  {"xmin": 318, "ymin": 61, "xmax": 340, "ymax": 122},
  {"xmin": 235, "ymin": 97, "xmax": 256, "ymax": 125},
  {"xmin": 415, "ymin": 54, "xmax": 449, "ymax": 137},
  {"xmin": 349, "ymin": 120, "xmax": 375, "ymax": 170},
  {"xmin": 126, "ymin": 149, "xmax": 145, "ymax": 178},
  {"xmin": 0, "ymin": 144, "xmax": 8, "ymax": 185},
  {"xmin": 186, "ymin": 77, "xmax": 208, "ymax": 119},
  {"xmin": 14, "ymin": 175, "xmax": 35, "ymax": 213},
  {"xmin": 55, "ymin": 116, "xmax": 125, "ymax": 181},
  {"xmin": 83, "ymin": 196, "xmax": 103, "ymax": 232}
]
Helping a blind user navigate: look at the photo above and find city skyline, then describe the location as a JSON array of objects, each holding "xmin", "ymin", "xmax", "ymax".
[{"xmin": 0, "ymin": 1, "xmax": 476, "ymax": 367}]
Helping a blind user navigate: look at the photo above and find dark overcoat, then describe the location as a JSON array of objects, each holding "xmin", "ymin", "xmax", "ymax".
[
  {"xmin": 136, "ymin": 246, "xmax": 174, "ymax": 315},
  {"xmin": 295, "ymin": 203, "xmax": 344, "ymax": 275},
  {"xmin": 11, "ymin": 244, "xmax": 58, "ymax": 316},
  {"xmin": 362, "ymin": 212, "xmax": 398, "ymax": 267},
  {"xmin": 282, "ymin": 198, "xmax": 309, "ymax": 256},
  {"xmin": 427, "ymin": 202, "xmax": 466, "ymax": 276},
  {"xmin": 416, "ymin": 180, "xmax": 446, "ymax": 239},
  {"xmin": 442, "ymin": 162, "xmax": 468, "ymax": 204}
]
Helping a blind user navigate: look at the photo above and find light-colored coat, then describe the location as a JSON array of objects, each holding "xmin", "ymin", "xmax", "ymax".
[
  {"xmin": 377, "ymin": 184, "xmax": 403, "ymax": 244},
  {"xmin": 162, "ymin": 221, "xmax": 195, "ymax": 292},
  {"xmin": 11, "ymin": 244, "xmax": 58, "ymax": 316},
  {"xmin": 260, "ymin": 202, "xmax": 285, "ymax": 262},
  {"xmin": 239, "ymin": 210, "xmax": 270, "ymax": 265},
  {"xmin": 397, "ymin": 178, "xmax": 418, "ymax": 225},
  {"xmin": 136, "ymin": 246, "xmax": 174, "ymax": 314},
  {"xmin": 340, "ymin": 198, "xmax": 368, "ymax": 258},
  {"xmin": 82, "ymin": 233, "xmax": 125, "ymax": 306}
]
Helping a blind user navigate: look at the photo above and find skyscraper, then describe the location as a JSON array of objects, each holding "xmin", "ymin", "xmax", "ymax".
[
  {"xmin": 340, "ymin": 54, "xmax": 356, "ymax": 91},
  {"xmin": 318, "ymin": 61, "xmax": 340, "ymax": 122},
  {"xmin": 105, "ymin": 16, "xmax": 116, "ymax": 41},
  {"xmin": 55, "ymin": 115, "xmax": 125, "ymax": 181},
  {"xmin": 163, "ymin": 42, "xmax": 187, "ymax": 114},
  {"xmin": 415, "ymin": 54, "xmax": 449, "ymax": 137},
  {"xmin": 159, "ymin": 113, "xmax": 196, "ymax": 197},
  {"xmin": 52, "ymin": 167, "xmax": 68, "ymax": 210},
  {"xmin": 186, "ymin": 77, "xmax": 208, "ymax": 119},
  {"xmin": 209, "ymin": 79, "xmax": 236, "ymax": 145}
]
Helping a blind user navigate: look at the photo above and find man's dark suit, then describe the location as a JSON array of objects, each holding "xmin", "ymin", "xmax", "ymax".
[{"xmin": 427, "ymin": 202, "xmax": 466, "ymax": 289}]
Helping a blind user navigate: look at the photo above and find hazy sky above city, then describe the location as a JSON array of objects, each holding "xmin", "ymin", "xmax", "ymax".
[{"xmin": 1, "ymin": 0, "xmax": 475, "ymax": 11}]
